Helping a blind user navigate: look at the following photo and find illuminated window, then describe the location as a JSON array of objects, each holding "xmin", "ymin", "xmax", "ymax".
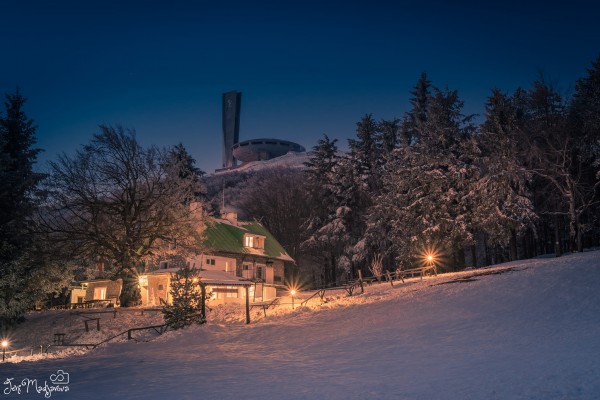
[
  {"xmin": 212, "ymin": 287, "xmax": 239, "ymax": 299},
  {"xmin": 93, "ymin": 287, "xmax": 107, "ymax": 300},
  {"xmin": 243, "ymin": 234, "xmax": 265, "ymax": 250}
]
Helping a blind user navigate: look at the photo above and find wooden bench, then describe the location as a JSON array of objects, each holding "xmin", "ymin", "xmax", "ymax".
[
  {"xmin": 84, "ymin": 318, "xmax": 101, "ymax": 332},
  {"xmin": 250, "ymin": 297, "xmax": 280, "ymax": 317}
]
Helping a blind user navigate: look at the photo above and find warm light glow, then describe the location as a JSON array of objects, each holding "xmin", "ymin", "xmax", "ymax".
[
  {"xmin": 290, "ymin": 289, "xmax": 296, "ymax": 296},
  {"xmin": 1, "ymin": 340, "xmax": 8, "ymax": 348},
  {"xmin": 417, "ymin": 245, "xmax": 442, "ymax": 270},
  {"xmin": 138, "ymin": 275, "xmax": 148, "ymax": 286},
  {"xmin": 192, "ymin": 277, "xmax": 199, "ymax": 283}
]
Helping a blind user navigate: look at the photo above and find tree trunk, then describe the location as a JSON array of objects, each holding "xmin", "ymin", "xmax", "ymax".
[
  {"xmin": 509, "ymin": 229, "xmax": 518, "ymax": 261},
  {"xmin": 120, "ymin": 268, "xmax": 142, "ymax": 307},
  {"xmin": 554, "ymin": 216, "xmax": 562, "ymax": 257},
  {"xmin": 577, "ymin": 217, "xmax": 583, "ymax": 253}
]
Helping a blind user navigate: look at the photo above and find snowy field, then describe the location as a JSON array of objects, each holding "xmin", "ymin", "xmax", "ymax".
[{"xmin": 1, "ymin": 251, "xmax": 599, "ymax": 399}]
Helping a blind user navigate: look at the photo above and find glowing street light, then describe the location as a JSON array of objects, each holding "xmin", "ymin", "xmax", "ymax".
[
  {"xmin": 1, "ymin": 340, "xmax": 8, "ymax": 362},
  {"xmin": 425, "ymin": 253, "xmax": 437, "ymax": 275},
  {"xmin": 290, "ymin": 289, "xmax": 296, "ymax": 309}
]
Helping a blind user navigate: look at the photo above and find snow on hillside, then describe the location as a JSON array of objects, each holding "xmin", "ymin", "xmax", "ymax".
[
  {"xmin": 212, "ymin": 151, "xmax": 309, "ymax": 174},
  {"xmin": 2, "ymin": 251, "xmax": 600, "ymax": 399}
]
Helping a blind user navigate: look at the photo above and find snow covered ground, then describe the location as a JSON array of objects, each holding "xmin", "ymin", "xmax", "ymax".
[{"xmin": 1, "ymin": 251, "xmax": 599, "ymax": 399}]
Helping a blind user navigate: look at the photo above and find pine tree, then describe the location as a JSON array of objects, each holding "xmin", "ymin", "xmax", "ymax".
[
  {"xmin": 379, "ymin": 118, "xmax": 400, "ymax": 153},
  {"xmin": 0, "ymin": 91, "xmax": 50, "ymax": 328},
  {"xmin": 399, "ymin": 72, "xmax": 432, "ymax": 147},
  {"xmin": 162, "ymin": 266, "xmax": 206, "ymax": 329},
  {"xmin": 375, "ymin": 85, "xmax": 478, "ymax": 270},
  {"xmin": 474, "ymin": 88, "xmax": 536, "ymax": 262},
  {"xmin": 302, "ymin": 135, "xmax": 345, "ymax": 285},
  {"xmin": 0, "ymin": 90, "xmax": 43, "ymax": 258}
]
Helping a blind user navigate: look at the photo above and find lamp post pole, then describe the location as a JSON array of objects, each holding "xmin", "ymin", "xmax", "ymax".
[
  {"xmin": 1, "ymin": 341, "xmax": 7, "ymax": 362},
  {"xmin": 290, "ymin": 289, "xmax": 296, "ymax": 309}
]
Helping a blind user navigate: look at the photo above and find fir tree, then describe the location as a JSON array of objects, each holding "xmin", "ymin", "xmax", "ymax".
[
  {"xmin": 399, "ymin": 72, "xmax": 432, "ymax": 147},
  {"xmin": 0, "ymin": 90, "xmax": 43, "ymax": 258},
  {"xmin": 375, "ymin": 85, "xmax": 478, "ymax": 270},
  {"xmin": 475, "ymin": 88, "xmax": 536, "ymax": 262},
  {"xmin": 162, "ymin": 266, "xmax": 206, "ymax": 329},
  {"xmin": 0, "ymin": 91, "xmax": 51, "ymax": 328},
  {"xmin": 302, "ymin": 135, "xmax": 345, "ymax": 285}
]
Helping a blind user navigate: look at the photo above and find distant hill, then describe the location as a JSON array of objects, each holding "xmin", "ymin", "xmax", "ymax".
[{"xmin": 212, "ymin": 151, "xmax": 310, "ymax": 176}]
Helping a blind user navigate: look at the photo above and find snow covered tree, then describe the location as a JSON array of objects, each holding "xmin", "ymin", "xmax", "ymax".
[
  {"xmin": 522, "ymin": 76, "xmax": 598, "ymax": 254},
  {"xmin": 348, "ymin": 114, "xmax": 383, "ymax": 194},
  {"xmin": 474, "ymin": 88, "xmax": 537, "ymax": 261},
  {"xmin": 566, "ymin": 55, "xmax": 600, "ymax": 251},
  {"xmin": 379, "ymin": 118, "xmax": 400, "ymax": 153},
  {"xmin": 375, "ymin": 84, "xmax": 478, "ymax": 270},
  {"xmin": 399, "ymin": 72, "xmax": 432, "ymax": 147},
  {"xmin": 302, "ymin": 135, "xmax": 346, "ymax": 285},
  {"xmin": 41, "ymin": 126, "xmax": 205, "ymax": 307},
  {"xmin": 162, "ymin": 266, "xmax": 206, "ymax": 329}
]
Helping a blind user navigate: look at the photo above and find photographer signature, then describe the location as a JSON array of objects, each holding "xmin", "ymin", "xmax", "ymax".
[{"xmin": 3, "ymin": 370, "xmax": 70, "ymax": 398}]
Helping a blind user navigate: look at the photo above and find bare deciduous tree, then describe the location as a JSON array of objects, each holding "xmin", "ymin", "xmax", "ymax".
[{"xmin": 40, "ymin": 126, "xmax": 204, "ymax": 306}]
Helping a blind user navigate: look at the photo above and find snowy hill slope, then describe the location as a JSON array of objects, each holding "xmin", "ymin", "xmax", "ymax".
[{"xmin": 1, "ymin": 251, "xmax": 599, "ymax": 399}]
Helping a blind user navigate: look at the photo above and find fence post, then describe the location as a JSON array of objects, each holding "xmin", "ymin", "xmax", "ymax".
[
  {"xmin": 358, "ymin": 270, "xmax": 364, "ymax": 293},
  {"xmin": 245, "ymin": 286, "xmax": 250, "ymax": 324},
  {"xmin": 200, "ymin": 283, "xmax": 206, "ymax": 321}
]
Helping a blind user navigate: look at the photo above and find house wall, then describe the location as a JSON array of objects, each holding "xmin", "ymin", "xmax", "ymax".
[
  {"xmin": 70, "ymin": 288, "xmax": 87, "ymax": 304},
  {"xmin": 189, "ymin": 254, "xmax": 237, "ymax": 274},
  {"xmin": 207, "ymin": 285, "xmax": 246, "ymax": 306},
  {"xmin": 142, "ymin": 275, "xmax": 171, "ymax": 306},
  {"xmin": 196, "ymin": 252, "xmax": 286, "ymax": 285},
  {"xmin": 82, "ymin": 280, "xmax": 122, "ymax": 304}
]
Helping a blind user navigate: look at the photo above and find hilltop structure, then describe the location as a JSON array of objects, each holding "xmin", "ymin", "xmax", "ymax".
[{"xmin": 220, "ymin": 91, "xmax": 305, "ymax": 170}]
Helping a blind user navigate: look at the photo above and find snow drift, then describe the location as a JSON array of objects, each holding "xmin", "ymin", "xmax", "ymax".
[{"xmin": 1, "ymin": 251, "xmax": 599, "ymax": 399}]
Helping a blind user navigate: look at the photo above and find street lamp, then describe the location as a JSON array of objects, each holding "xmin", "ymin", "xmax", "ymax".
[
  {"xmin": 1, "ymin": 340, "xmax": 8, "ymax": 362},
  {"xmin": 426, "ymin": 253, "xmax": 437, "ymax": 274},
  {"xmin": 290, "ymin": 289, "xmax": 296, "ymax": 309}
]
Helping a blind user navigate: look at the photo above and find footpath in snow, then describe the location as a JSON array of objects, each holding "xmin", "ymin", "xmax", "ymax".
[{"xmin": 1, "ymin": 251, "xmax": 599, "ymax": 399}]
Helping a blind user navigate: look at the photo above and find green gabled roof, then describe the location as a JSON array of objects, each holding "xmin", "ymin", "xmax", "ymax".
[{"xmin": 203, "ymin": 218, "xmax": 294, "ymax": 263}]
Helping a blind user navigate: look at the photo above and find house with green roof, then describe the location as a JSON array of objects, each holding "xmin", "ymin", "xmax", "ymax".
[
  {"xmin": 138, "ymin": 212, "xmax": 294, "ymax": 306},
  {"xmin": 72, "ymin": 213, "xmax": 294, "ymax": 308}
]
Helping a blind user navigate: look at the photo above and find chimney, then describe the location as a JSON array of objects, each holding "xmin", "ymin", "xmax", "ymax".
[{"xmin": 221, "ymin": 211, "xmax": 238, "ymax": 224}]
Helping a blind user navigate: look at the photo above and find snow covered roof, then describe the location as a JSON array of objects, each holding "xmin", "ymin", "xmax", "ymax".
[
  {"xmin": 203, "ymin": 218, "xmax": 294, "ymax": 263},
  {"xmin": 147, "ymin": 268, "xmax": 252, "ymax": 286}
]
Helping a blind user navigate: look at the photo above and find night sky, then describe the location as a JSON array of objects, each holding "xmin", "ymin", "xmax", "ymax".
[{"xmin": 1, "ymin": 0, "xmax": 598, "ymax": 172}]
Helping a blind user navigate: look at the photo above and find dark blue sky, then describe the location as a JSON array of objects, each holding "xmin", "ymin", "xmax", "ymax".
[{"xmin": 1, "ymin": 0, "xmax": 599, "ymax": 172}]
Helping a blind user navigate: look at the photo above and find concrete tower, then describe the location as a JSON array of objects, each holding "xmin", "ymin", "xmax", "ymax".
[{"xmin": 222, "ymin": 91, "xmax": 241, "ymax": 168}]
